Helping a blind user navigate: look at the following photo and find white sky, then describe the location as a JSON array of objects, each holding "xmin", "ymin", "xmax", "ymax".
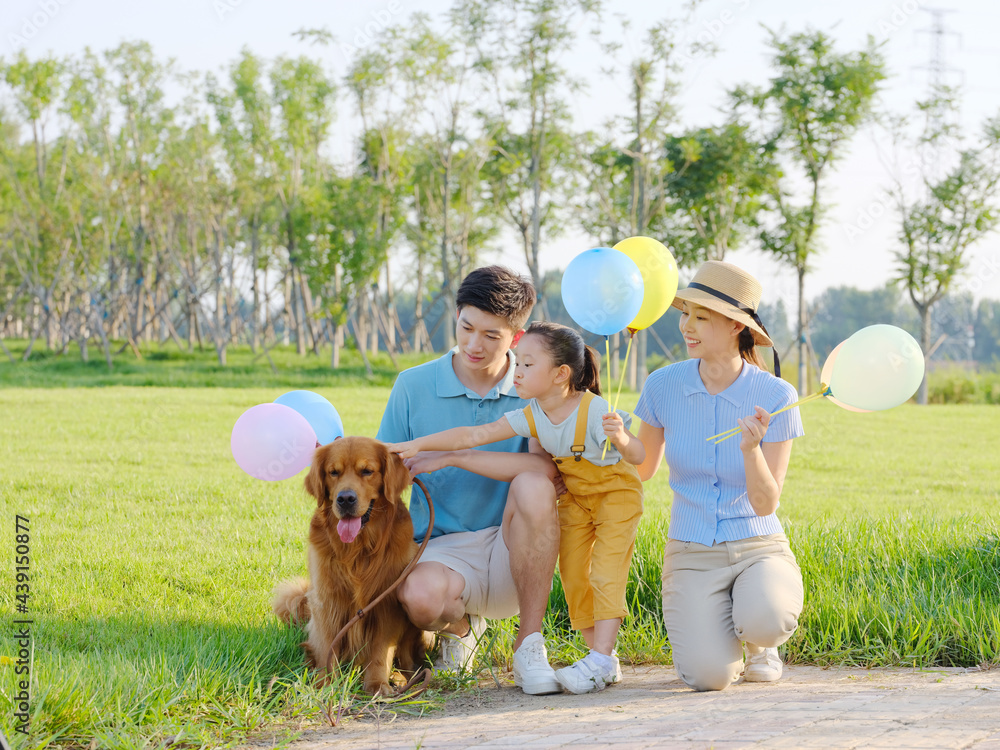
[{"xmin": 4, "ymin": 0, "xmax": 1000, "ymax": 311}]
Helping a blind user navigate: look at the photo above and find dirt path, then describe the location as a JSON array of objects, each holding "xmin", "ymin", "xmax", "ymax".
[{"xmin": 242, "ymin": 665, "xmax": 1000, "ymax": 749}]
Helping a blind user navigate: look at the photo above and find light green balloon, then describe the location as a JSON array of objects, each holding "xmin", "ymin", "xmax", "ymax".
[{"xmin": 829, "ymin": 325, "xmax": 925, "ymax": 411}]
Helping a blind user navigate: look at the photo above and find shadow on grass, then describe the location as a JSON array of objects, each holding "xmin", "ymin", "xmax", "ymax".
[{"xmin": 0, "ymin": 613, "xmax": 439, "ymax": 750}]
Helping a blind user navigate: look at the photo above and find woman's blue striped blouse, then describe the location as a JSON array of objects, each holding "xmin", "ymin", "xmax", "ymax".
[{"xmin": 635, "ymin": 359, "xmax": 804, "ymax": 546}]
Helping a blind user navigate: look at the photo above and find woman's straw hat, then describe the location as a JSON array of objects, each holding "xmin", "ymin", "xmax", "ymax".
[{"xmin": 672, "ymin": 261, "xmax": 774, "ymax": 348}]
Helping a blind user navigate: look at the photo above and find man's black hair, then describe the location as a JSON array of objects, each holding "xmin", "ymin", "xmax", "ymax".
[{"xmin": 455, "ymin": 265, "xmax": 536, "ymax": 332}]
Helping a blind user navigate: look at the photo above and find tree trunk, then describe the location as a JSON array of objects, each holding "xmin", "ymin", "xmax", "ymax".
[
  {"xmin": 413, "ymin": 256, "xmax": 427, "ymax": 354},
  {"xmin": 349, "ymin": 303, "xmax": 373, "ymax": 377},
  {"xmin": 292, "ymin": 268, "xmax": 307, "ymax": 356},
  {"xmin": 282, "ymin": 272, "xmax": 292, "ymax": 347},
  {"xmin": 627, "ymin": 333, "xmax": 637, "ymax": 392},
  {"xmin": 250, "ymin": 219, "xmax": 260, "ymax": 353},
  {"xmin": 918, "ymin": 302, "xmax": 931, "ymax": 405},
  {"xmin": 329, "ymin": 315, "xmax": 341, "ymax": 369},
  {"xmin": 193, "ymin": 306, "xmax": 203, "ymax": 351},
  {"xmin": 214, "ymin": 234, "xmax": 227, "ymax": 364},
  {"xmin": 298, "ymin": 269, "xmax": 319, "ymax": 355},
  {"xmin": 797, "ymin": 264, "xmax": 808, "ymax": 396},
  {"xmin": 95, "ymin": 310, "xmax": 113, "ymax": 370},
  {"xmin": 263, "ymin": 283, "xmax": 273, "ymax": 347},
  {"xmin": 384, "ymin": 261, "xmax": 396, "ymax": 352},
  {"xmin": 45, "ymin": 288, "xmax": 56, "ymax": 351},
  {"xmin": 331, "ymin": 265, "xmax": 342, "ymax": 369},
  {"xmin": 637, "ymin": 329, "xmax": 648, "ymax": 388},
  {"xmin": 609, "ymin": 332, "xmax": 620, "ymax": 382},
  {"xmin": 369, "ymin": 291, "xmax": 379, "ymax": 356},
  {"xmin": 354, "ymin": 296, "xmax": 367, "ymax": 358}
]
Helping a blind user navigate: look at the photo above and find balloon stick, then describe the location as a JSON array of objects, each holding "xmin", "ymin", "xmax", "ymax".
[
  {"xmin": 601, "ymin": 336, "xmax": 613, "ymax": 457},
  {"xmin": 603, "ymin": 330, "xmax": 635, "ymax": 460},
  {"xmin": 706, "ymin": 385, "xmax": 832, "ymax": 444},
  {"xmin": 611, "ymin": 331, "xmax": 634, "ymax": 412}
]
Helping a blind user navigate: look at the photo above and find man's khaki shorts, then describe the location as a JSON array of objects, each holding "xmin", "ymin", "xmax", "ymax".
[{"xmin": 419, "ymin": 526, "xmax": 519, "ymax": 620}]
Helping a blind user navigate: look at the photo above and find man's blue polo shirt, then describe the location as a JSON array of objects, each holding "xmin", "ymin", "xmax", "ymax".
[{"xmin": 377, "ymin": 348, "xmax": 529, "ymax": 540}]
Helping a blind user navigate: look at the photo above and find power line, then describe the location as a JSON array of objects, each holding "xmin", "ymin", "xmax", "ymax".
[{"xmin": 913, "ymin": 7, "xmax": 963, "ymax": 91}]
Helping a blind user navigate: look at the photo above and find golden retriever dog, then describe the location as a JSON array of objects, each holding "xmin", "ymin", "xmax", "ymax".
[{"xmin": 272, "ymin": 437, "xmax": 433, "ymax": 695}]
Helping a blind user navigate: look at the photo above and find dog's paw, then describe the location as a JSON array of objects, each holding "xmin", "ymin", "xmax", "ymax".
[{"xmin": 367, "ymin": 681, "xmax": 394, "ymax": 697}]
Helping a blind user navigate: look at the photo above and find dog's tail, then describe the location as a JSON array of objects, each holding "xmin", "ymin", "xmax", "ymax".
[{"xmin": 272, "ymin": 577, "xmax": 311, "ymax": 625}]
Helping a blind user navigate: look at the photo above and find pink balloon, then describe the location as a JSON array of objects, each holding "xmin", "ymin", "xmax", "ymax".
[
  {"xmin": 231, "ymin": 403, "xmax": 317, "ymax": 481},
  {"xmin": 821, "ymin": 342, "xmax": 872, "ymax": 413}
]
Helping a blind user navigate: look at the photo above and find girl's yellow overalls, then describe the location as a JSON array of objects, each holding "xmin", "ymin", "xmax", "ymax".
[{"xmin": 524, "ymin": 391, "xmax": 644, "ymax": 630}]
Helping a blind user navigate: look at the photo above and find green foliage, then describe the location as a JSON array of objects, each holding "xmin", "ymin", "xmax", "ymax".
[
  {"xmin": 808, "ymin": 284, "xmax": 912, "ymax": 361},
  {"xmin": 0, "ymin": 339, "xmax": 433, "ymax": 388},
  {"xmin": 893, "ymin": 87, "xmax": 1000, "ymax": 315},
  {"xmin": 663, "ymin": 123, "xmax": 778, "ymax": 265},
  {"xmin": 975, "ymin": 299, "xmax": 1000, "ymax": 363},
  {"xmin": 889, "ymin": 86, "xmax": 1000, "ymax": 403},
  {"xmin": 744, "ymin": 28, "xmax": 887, "ymax": 268},
  {"xmin": 926, "ymin": 366, "xmax": 1000, "ymax": 405}
]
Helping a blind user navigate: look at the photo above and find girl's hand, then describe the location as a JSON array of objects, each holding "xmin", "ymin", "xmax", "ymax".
[
  {"xmin": 386, "ymin": 441, "xmax": 420, "ymax": 460},
  {"xmin": 602, "ymin": 412, "xmax": 626, "ymax": 444},
  {"xmin": 738, "ymin": 406, "xmax": 770, "ymax": 453},
  {"xmin": 402, "ymin": 450, "xmax": 452, "ymax": 478}
]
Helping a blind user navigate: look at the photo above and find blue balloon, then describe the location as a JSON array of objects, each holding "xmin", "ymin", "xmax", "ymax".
[
  {"xmin": 274, "ymin": 390, "xmax": 345, "ymax": 445},
  {"xmin": 561, "ymin": 248, "xmax": 644, "ymax": 336}
]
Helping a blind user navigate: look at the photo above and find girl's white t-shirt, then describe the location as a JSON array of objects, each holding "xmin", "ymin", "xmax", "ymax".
[{"xmin": 505, "ymin": 393, "xmax": 632, "ymax": 467}]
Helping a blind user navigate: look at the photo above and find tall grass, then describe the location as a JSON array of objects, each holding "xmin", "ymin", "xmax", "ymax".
[{"xmin": 1, "ymin": 382, "xmax": 998, "ymax": 748}]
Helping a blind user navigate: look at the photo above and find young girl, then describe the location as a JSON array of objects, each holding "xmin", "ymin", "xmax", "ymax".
[{"xmin": 388, "ymin": 321, "xmax": 645, "ymax": 694}]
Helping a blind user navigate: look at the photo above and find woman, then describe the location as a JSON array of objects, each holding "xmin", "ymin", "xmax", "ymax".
[{"xmin": 634, "ymin": 260, "xmax": 805, "ymax": 692}]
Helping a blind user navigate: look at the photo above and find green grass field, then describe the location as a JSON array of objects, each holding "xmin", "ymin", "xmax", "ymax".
[{"xmin": 1, "ymin": 345, "xmax": 998, "ymax": 749}]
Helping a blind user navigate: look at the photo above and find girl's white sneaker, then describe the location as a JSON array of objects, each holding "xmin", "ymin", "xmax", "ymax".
[{"xmin": 554, "ymin": 650, "xmax": 620, "ymax": 694}]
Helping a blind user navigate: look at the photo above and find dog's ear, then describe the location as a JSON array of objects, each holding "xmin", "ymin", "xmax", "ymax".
[
  {"xmin": 380, "ymin": 442, "xmax": 411, "ymax": 502},
  {"xmin": 304, "ymin": 444, "xmax": 328, "ymax": 504}
]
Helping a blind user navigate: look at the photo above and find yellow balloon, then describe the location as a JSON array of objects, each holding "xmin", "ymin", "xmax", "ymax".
[{"xmin": 613, "ymin": 236, "xmax": 679, "ymax": 332}]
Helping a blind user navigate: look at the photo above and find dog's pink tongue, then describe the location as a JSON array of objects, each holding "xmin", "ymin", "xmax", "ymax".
[{"xmin": 337, "ymin": 517, "xmax": 363, "ymax": 544}]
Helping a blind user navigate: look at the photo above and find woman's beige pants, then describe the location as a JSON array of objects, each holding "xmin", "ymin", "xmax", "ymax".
[{"xmin": 661, "ymin": 534, "xmax": 804, "ymax": 691}]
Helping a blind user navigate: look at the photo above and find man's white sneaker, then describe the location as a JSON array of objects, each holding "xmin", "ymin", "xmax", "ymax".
[
  {"xmin": 512, "ymin": 632, "xmax": 562, "ymax": 695},
  {"xmin": 554, "ymin": 650, "xmax": 620, "ymax": 694},
  {"xmin": 434, "ymin": 614, "xmax": 486, "ymax": 673},
  {"xmin": 743, "ymin": 645, "xmax": 783, "ymax": 682}
]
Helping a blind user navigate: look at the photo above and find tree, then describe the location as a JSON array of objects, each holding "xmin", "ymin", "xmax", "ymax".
[
  {"xmin": 0, "ymin": 50, "xmax": 72, "ymax": 355},
  {"xmin": 736, "ymin": 29, "xmax": 886, "ymax": 394},
  {"xmin": 105, "ymin": 41, "xmax": 177, "ymax": 347},
  {"xmin": 663, "ymin": 123, "xmax": 777, "ymax": 266},
  {"xmin": 397, "ymin": 13, "xmax": 497, "ymax": 351},
  {"xmin": 974, "ymin": 298, "xmax": 1000, "ymax": 364},
  {"xmin": 807, "ymin": 284, "xmax": 909, "ymax": 364},
  {"xmin": 270, "ymin": 55, "xmax": 337, "ymax": 356},
  {"xmin": 888, "ymin": 87, "xmax": 1000, "ymax": 402},
  {"xmin": 574, "ymin": 14, "xmax": 684, "ymax": 386},
  {"xmin": 463, "ymin": 0, "xmax": 599, "ymax": 319},
  {"xmin": 207, "ymin": 49, "xmax": 281, "ymax": 354}
]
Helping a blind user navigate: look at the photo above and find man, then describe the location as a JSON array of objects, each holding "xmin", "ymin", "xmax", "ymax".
[{"xmin": 377, "ymin": 266, "xmax": 563, "ymax": 695}]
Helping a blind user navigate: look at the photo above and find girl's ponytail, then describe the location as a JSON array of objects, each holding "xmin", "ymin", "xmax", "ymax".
[
  {"xmin": 577, "ymin": 345, "xmax": 602, "ymax": 396},
  {"xmin": 522, "ymin": 321, "xmax": 602, "ymax": 396}
]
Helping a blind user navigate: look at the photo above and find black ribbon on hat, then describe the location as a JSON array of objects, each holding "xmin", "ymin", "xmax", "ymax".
[{"xmin": 687, "ymin": 282, "xmax": 781, "ymax": 379}]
